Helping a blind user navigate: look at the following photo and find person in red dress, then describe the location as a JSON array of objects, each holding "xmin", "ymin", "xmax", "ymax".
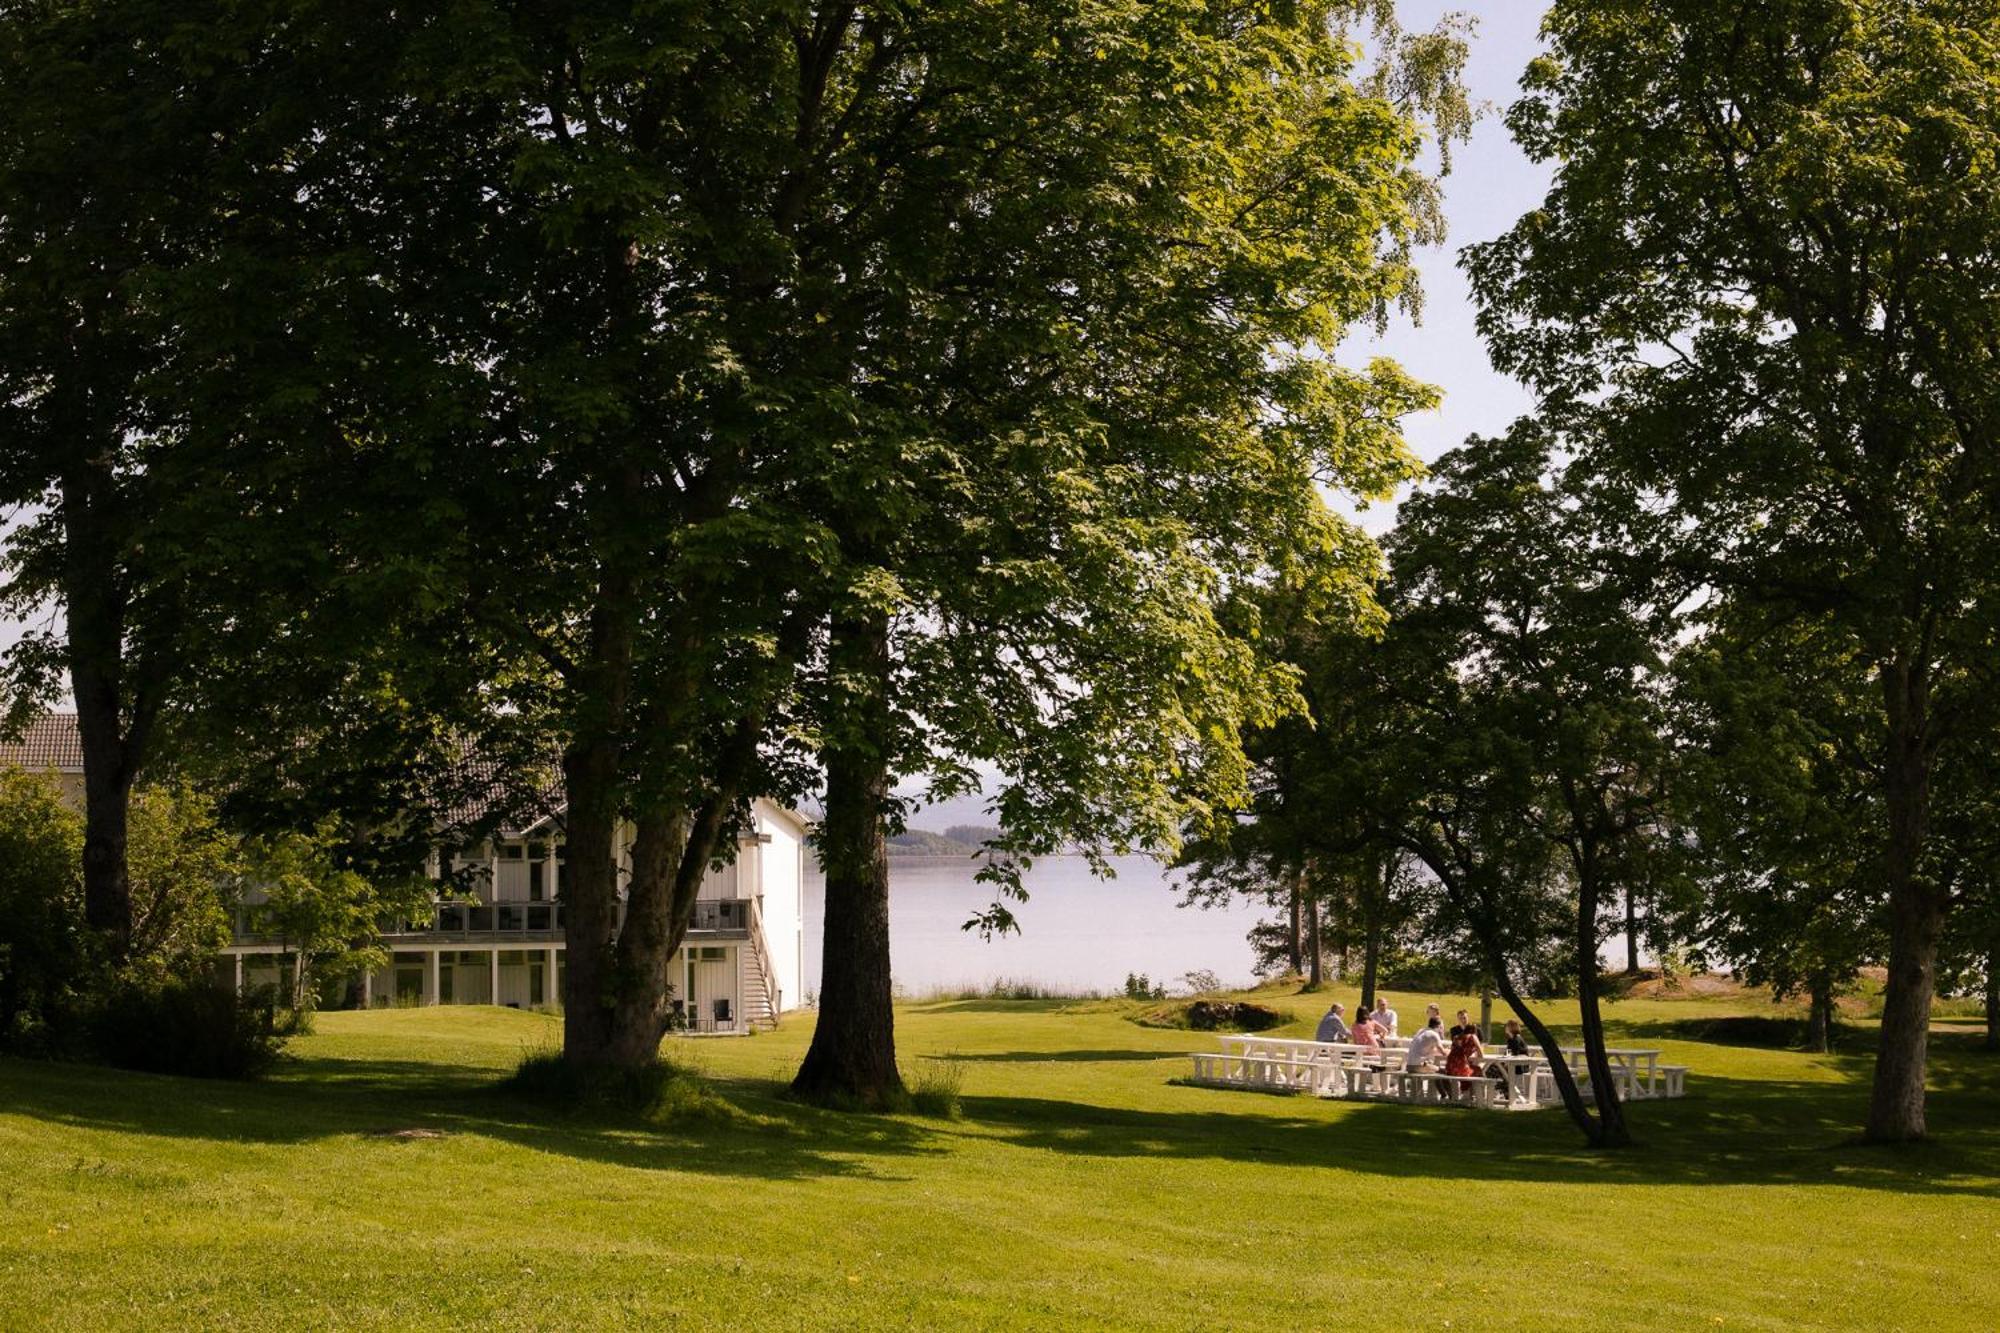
[{"xmin": 1445, "ymin": 1027, "xmax": 1484, "ymax": 1097}]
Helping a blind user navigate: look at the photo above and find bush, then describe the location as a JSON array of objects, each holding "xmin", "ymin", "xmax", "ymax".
[
  {"xmin": 907, "ymin": 1055, "xmax": 966, "ymax": 1118},
  {"xmin": 503, "ymin": 1048, "xmax": 735, "ymax": 1126},
  {"xmin": 1138, "ymin": 999, "xmax": 1291, "ymax": 1031},
  {"xmin": 1638, "ymin": 1015, "xmax": 1850, "ymax": 1050},
  {"xmin": 87, "ymin": 977, "xmax": 284, "ymax": 1079}
]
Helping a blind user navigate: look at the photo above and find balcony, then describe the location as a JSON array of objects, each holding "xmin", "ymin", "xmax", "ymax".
[
  {"xmin": 689, "ymin": 898, "xmax": 751, "ymax": 935},
  {"xmin": 234, "ymin": 895, "xmax": 753, "ymax": 947},
  {"xmin": 422, "ymin": 901, "xmax": 565, "ymax": 941}
]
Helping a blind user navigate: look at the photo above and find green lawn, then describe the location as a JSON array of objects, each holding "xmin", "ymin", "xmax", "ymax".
[{"xmin": 2, "ymin": 986, "xmax": 1997, "ymax": 1330}]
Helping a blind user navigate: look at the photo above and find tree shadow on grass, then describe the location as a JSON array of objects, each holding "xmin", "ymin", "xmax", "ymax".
[
  {"xmin": 952, "ymin": 1049, "xmax": 1182, "ymax": 1063},
  {"xmin": 936, "ymin": 1063, "xmax": 2000, "ymax": 1200},
  {"xmin": 0, "ymin": 1054, "xmax": 943, "ymax": 1183}
]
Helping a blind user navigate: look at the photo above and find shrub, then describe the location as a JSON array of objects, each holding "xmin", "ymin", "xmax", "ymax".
[
  {"xmin": 1138, "ymin": 999, "xmax": 1292, "ymax": 1031},
  {"xmin": 907, "ymin": 1055, "xmax": 965, "ymax": 1119},
  {"xmin": 0, "ymin": 768, "xmax": 87, "ymax": 1052},
  {"xmin": 1640, "ymin": 1015, "xmax": 1850, "ymax": 1050},
  {"xmin": 503, "ymin": 1048, "xmax": 735, "ymax": 1126},
  {"xmin": 87, "ymin": 976, "xmax": 284, "ymax": 1079}
]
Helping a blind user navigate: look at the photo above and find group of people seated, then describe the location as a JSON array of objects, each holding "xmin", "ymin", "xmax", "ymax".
[{"xmin": 1313, "ymin": 997, "xmax": 1534, "ymax": 1095}]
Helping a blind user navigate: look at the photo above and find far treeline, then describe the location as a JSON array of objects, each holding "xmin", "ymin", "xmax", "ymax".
[{"xmin": 0, "ymin": 0, "xmax": 1992, "ymax": 1150}]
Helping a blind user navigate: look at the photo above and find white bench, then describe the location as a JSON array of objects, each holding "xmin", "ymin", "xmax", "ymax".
[{"xmin": 1187, "ymin": 1051, "xmax": 1327, "ymax": 1094}]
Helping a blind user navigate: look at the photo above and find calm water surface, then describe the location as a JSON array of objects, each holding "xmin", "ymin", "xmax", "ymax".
[{"xmin": 802, "ymin": 854, "xmax": 1264, "ymax": 997}]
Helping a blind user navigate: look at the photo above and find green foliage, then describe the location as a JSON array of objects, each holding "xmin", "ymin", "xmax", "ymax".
[
  {"xmin": 1122, "ymin": 973, "xmax": 1165, "ymax": 1002},
  {"xmin": 504, "ymin": 1049, "xmax": 735, "ymax": 1128},
  {"xmin": 125, "ymin": 781, "xmax": 237, "ymax": 977},
  {"xmin": 0, "ymin": 768, "xmax": 270, "ymax": 1067},
  {"xmin": 237, "ymin": 822, "xmax": 435, "ymax": 1017},
  {"xmin": 85, "ymin": 975, "xmax": 283, "ymax": 1080},
  {"xmin": 1671, "ymin": 612, "xmax": 1887, "ymax": 1009},
  {"xmin": 1468, "ymin": 0, "xmax": 2000, "ymax": 1137},
  {"xmin": 1373, "ymin": 946, "xmax": 1489, "ymax": 998},
  {"xmin": 0, "ymin": 767, "xmax": 86, "ymax": 1051}
]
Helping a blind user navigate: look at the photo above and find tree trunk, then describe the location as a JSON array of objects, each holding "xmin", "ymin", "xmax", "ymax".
[
  {"xmin": 1286, "ymin": 875, "xmax": 1303, "ymax": 976},
  {"xmin": 599, "ymin": 806, "xmax": 692, "ymax": 1065},
  {"xmin": 1624, "ymin": 886, "xmax": 1640, "ymax": 975},
  {"xmin": 1304, "ymin": 877, "xmax": 1323, "ymax": 989},
  {"xmin": 63, "ymin": 490, "xmax": 138, "ymax": 962},
  {"xmin": 560, "ymin": 579, "xmax": 637, "ymax": 1070},
  {"xmin": 1984, "ymin": 945, "xmax": 1998, "ymax": 1054},
  {"xmin": 1573, "ymin": 855, "xmax": 1633, "ymax": 1148},
  {"xmin": 1359, "ymin": 862, "xmax": 1382, "ymax": 1013},
  {"xmin": 793, "ymin": 613, "xmax": 902, "ymax": 1107},
  {"xmin": 56, "ymin": 367, "xmax": 150, "ymax": 965},
  {"xmin": 1493, "ymin": 964, "xmax": 1604, "ymax": 1146},
  {"xmin": 559, "ymin": 733, "xmax": 626, "ymax": 1067},
  {"xmin": 1568, "ymin": 840, "xmax": 1632, "ymax": 1144},
  {"xmin": 1865, "ymin": 659, "xmax": 1940, "ymax": 1143},
  {"xmin": 1806, "ymin": 972, "xmax": 1834, "ymax": 1054}
]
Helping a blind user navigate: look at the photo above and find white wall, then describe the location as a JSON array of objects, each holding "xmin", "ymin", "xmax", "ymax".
[{"xmin": 753, "ymin": 799, "xmax": 806, "ymax": 1013}]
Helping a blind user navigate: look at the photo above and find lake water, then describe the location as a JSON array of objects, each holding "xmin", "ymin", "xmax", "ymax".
[{"xmin": 801, "ymin": 854, "xmax": 1266, "ymax": 998}]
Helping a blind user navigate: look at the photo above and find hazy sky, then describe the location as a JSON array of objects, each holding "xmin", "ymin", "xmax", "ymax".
[{"xmin": 1345, "ymin": 0, "xmax": 1552, "ymax": 530}]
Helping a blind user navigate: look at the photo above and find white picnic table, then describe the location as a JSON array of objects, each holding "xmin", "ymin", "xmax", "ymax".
[{"xmin": 1200, "ymin": 1034, "xmax": 1685, "ymax": 1107}]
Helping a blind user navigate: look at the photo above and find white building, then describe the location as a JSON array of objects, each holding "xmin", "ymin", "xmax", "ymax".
[
  {"xmin": 231, "ymin": 799, "xmax": 808, "ymax": 1033},
  {"xmin": 0, "ymin": 714, "xmax": 807, "ymax": 1034}
]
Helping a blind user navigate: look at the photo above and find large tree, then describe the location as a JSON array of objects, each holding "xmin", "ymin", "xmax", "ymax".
[
  {"xmin": 0, "ymin": 1, "xmax": 253, "ymax": 960},
  {"xmin": 1380, "ymin": 425, "xmax": 1677, "ymax": 1148},
  {"xmin": 782, "ymin": 0, "xmax": 1472, "ymax": 1103},
  {"xmin": 0, "ymin": 0, "xmax": 444, "ymax": 971},
  {"xmin": 1469, "ymin": 0, "xmax": 2000, "ymax": 1142}
]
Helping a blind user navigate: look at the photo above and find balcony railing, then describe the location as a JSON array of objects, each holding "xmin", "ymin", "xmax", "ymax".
[
  {"xmin": 234, "ymin": 894, "xmax": 755, "ymax": 946},
  {"xmin": 689, "ymin": 898, "xmax": 751, "ymax": 933}
]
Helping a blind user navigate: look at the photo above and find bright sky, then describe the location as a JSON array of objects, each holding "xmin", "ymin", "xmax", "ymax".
[{"xmin": 1343, "ymin": 0, "xmax": 1553, "ymax": 532}]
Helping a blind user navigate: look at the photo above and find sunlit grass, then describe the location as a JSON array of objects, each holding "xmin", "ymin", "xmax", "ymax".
[{"xmin": 0, "ymin": 982, "xmax": 1994, "ymax": 1330}]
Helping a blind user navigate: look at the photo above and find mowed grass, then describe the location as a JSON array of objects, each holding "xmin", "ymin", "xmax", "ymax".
[{"xmin": 2, "ymin": 986, "xmax": 1997, "ymax": 1331}]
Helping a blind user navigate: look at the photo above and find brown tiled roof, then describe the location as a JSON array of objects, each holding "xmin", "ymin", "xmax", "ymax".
[{"xmin": 0, "ymin": 712, "xmax": 83, "ymax": 771}]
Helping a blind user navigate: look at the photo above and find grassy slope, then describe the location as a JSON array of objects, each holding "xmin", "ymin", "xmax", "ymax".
[{"xmin": 1, "ymin": 987, "xmax": 1996, "ymax": 1331}]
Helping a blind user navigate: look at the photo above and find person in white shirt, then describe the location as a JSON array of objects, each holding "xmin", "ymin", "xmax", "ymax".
[
  {"xmin": 1371, "ymin": 1000, "xmax": 1397, "ymax": 1037},
  {"xmin": 1403, "ymin": 1017, "xmax": 1447, "ymax": 1071}
]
